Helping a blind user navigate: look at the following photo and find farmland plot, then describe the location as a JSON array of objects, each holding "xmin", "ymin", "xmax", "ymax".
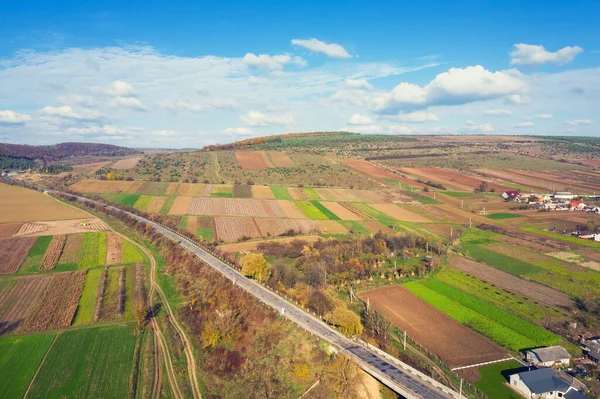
[
  {"xmin": 132, "ymin": 195, "xmax": 153, "ymax": 211},
  {"xmin": 168, "ymin": 196, "xmax": 192, "ymax": 214},
  {"xmin": 0, "ymin": 275, "xmax": 49, "ymax": 334},
  {"xmin": 73, "ymin": 268, "xmax": 104, "ymax": 326},
  {"xmin": 178, "ymin": 183, "xmax": 205, "ymax": 196},
  {"xmin": 358, "ymin": 286, "xmax": 506, "ymax": 368},
  {"xmin": 39, "ymin": 235, "xmax": 67, "ymax": 271},
  {"xmin": 187, "ymin": 198, "xmax": 287, "ymax": 218},
  {"xmin": 277, "ymin": 200, "xmax": 306, "ymax": 218},
  {"xmin": 78, "ymin": 232, "xmax": 107, "ymax": 269},
  {"xmin": 19, "ymin": 236, "xmax": 53, "ymax": 273},
  {"xmin": 214, "ymin": 217, "xmax": 262, "ymax": 242},
  {"xmin": 287, "ymin": 187, "xmax": 306, "ymax": 200},
  {"xmin": 105, "ymin": 232, "xmax": 122, "ymax": 265},
  {"xmin": 201, "ymin": 184, "xmax": 214, "ymax": 196},
  {"xmin": 369, "ymin": 203, "xmax": 431, "ymax": 223},
  {"xmin": 17, "ymin": 219, "xmax": 108, "ymax": 236},
  {"xmin": 113, "ymin": 157, "xmax": 141, "ymax": 169},
  {"xmin": 317, "ymin": 220, "xmax": 349, "ymax": 234},
  {"xmin": 410, "ymin": 168, "xmax": 511, "ymax": 192},
  {"xmin": 0, "ymin": 223, "xmax": 22, "ymax": 238},
  {"xmin": 135, "ymin": 182, "xmax": 169, "ymax": 195},
  {"xmin": 69, "ymin": 180, "xmax": 143, "ymax": 193},
  {"xmin": 235, "ymin": 150, "xmax": 272, "ymax": 169},
  {"xmin": 145, "ymin": 196, "xmax": 167, "ymax": 213},
  {"xmin": 320, "ymin": 202, "xmax": 363, "ymax": 220},
  {"xmin": 186, "ymin": 215, "xmax": 199, "ymax": 235},
  {"xmin": 0, "ymin": 237, "xmax": 36, "ymax": 274},
  {"xmin": 252, "ymin": 185, "xmax": 276, "ymax": 199},
  {"xmin": 255, "ymin": 219, "xmax": 321, "ymax": 237},
  {"xmin": 234, "ymin": 183, "xmax": 252, "ymax": 198},
  {"xmin": 165, "ymin": 182, "xmax": 179, "ymax": 195},
  {"xmin": 57, "ymin": 234, "xmax": 83, "ymax": 265},
  {"xmin": 269, "ymin": 151, "xmax": 294, "ymax": 167},
  {"xmin": 23, "ymin": 270, "xmax": 86, "ymax": 332}
]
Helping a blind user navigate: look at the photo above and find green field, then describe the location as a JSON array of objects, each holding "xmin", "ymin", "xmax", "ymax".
[
  {"xmin": 178, "ymin": 215, "xmax": 188, "ymax": 230},
  {"xmin": 19, "ymin": 235, "xmax": 53, "ymax": 274},
  {"xmin": 442, "ymin": 191, "xmax": 473, "ymax": 198},
  {"xmin": 409, "ymin": 193, "xmax": 443, "ymax": 205},
  {"xmin": 123, "ymin": 266, "xmax": 136, "ymax": 319},
  {"xmin": 211, "ymin": 185, "xmax": 233, "ymax": 198},
  {"xmin": 295, "ymin": 200, "xmax": 328, "ymax": 220},
  {"xmin": 73, "ymin": 268, "xmax": 104, "ymax": 326},
  {"xmin": 271, "ymin": 186, "xmax": 293, "ymax": 200},
  {"xmin": 122, "ymin": 240, "xmax": 145, "ymax": 264},
  {"xmin": 302, "ymin": 187, "xmax": 321, "ymax": 200},
  {"xmin": 159, "ymin": 195, "xmax": 176, "ymax": 215},
  {"xmin": 27, "ymin": 326, "xmax": 137, "ymax": 399},
  {"xmin": 487, "ymin": 213, "xmax": 521, "ymax": 220},
  {"xmin": 101, "ymin": 193, "xmax": 141, "ymax": 207},
  {"xmin": 404, "ymin": 281, "xmax": 557, "ymax": 351},
  {"xmin": 0, "ymin": 333, "xmax": 56, "ymax": 399},
  {"xmin": 351, "ymin": 202, "xmax": 401, "ymax": 228},
  {"xmin": 339, "ymin": 220, "xmax": 370, "ymax": 234},
  {"xmin": 475, "ymin": 360, "xmax": 524, "ymax": 399},
  {"xmin": 133, "ymin": 195, "xmax": 153, "ymax": 211},
  {"xmin": 79, "ymin": 232, "xmax": 107, "ymax": 269},
  {"xmin": 136, "ymin": 182, "xmax": 169, "ymax": 195},
  {"xmin": 522, "ymin": 227, "xmax": 600, "ymax": 248},
  {"xmin": 309, "ymin": 200, "xmax": 340, "ymax": 220}
]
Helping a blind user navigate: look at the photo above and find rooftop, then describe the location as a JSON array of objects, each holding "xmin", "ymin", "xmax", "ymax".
[
  {"xmin": 528, "ymin": 346, "xmax": 571, "ymax": 363},
  {"xmin": 517, "ymin": 368, "xmax": 571, "ymax": 394}
]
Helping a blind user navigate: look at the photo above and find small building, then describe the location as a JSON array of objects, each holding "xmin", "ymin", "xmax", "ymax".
[
  {"xmin": 502, "ymin": 190, "xmax": 520, "ymax": 199},
  {"xmin": 526, "ymin": 346, "xmax": 571, "ymax": 367},
  {"xmin": 570, "ymin": 201, "xmax": 586, "ymax": 210},
  {"xmin": 580, "ymin": 233, "xmax": 600, "ymax": 242},
  {"xmin": 509, "ymin": 368, "xmax": 589, "ymax": 399},
  {"xmin": 583, "ymin": 338, "xmax": 600, "ymax": 364},
  {"xmin": 554, "ymin": 192, "xmax": 575, "ymax": 200}
]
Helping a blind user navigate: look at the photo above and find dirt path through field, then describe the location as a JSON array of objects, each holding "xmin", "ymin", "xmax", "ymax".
[
  {"xmin": 23, "ymin": 334, "xmax": 59, "ymax": 399},
  {"xmin": 105, "ymin": 232, "xmax": 122, "ymax": 265}
]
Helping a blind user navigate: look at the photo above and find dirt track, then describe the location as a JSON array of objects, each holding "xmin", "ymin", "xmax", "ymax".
[
  {"xmin": 449, "ymin": 256, "xmax": 573, "ymax": 308},
  {"xmin": 359, "ymin": 286, "xmax": 506, "ymax": 368}
]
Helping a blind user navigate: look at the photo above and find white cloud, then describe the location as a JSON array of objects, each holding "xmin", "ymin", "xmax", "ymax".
[
  {"xmin": 373, "ymin": 65, "xmax": 526, "ymax": 113},
  {"xmin": 152, "ymin": 130, "xmax": 176, "ymax": 137},
  {"xmin": 511, "ymin": 121, "xmax": 535, "ymax": 128},
  {"xmin": 65, "ymin": 124, "xmax": 142, "ymax": 135},
  {"xmin": 291, "ymin": 38, "xmax": 351, "ymax": 58},
  {"xmin": 387, "ymin": 125, "xmax": 415, "ymax": 134},
  {"xmin": 536, "ymin": 113, "xmax": 554, "ymax": 119},
  {"xmin": 344, "ymin": 78, "xmax": 373, "ymax": 90},
  {"xmin": 242, "ymin": 53, "xmax": 306, "ymax": 71},
  {"xmin": 0, "ymin": 110, "xmax": 31, "ymax": 124},
  {"xmin": 161, "ymin": 98, "xmax": 205, "ymax": 113},
  {"xmin": 391, "ymin": 111, "xmax": 439, "ymax": 123},
  {"xmin": 483, "ymin": 109, "xmax": 512, "ymax": 116},
  {"xmin": 348, "ymin": 114, "xmax": 373, "ymax": 125},
  {"xmin": 103, "ymin": 80, "xmax": 137, "ymax": 97},
  {"xmin": 346, "ymin": 125, "xmax": 382, "ymax": 134},
  {"xmin": 503, "ymin": 94, "xmax": 530, "ymax": 105},
  {"xmin": 240, "ymin": 111, "xmax": 295, "ymax": 126},
  {"xmin": 565, "ymin": 119, "xmax": 593, "ymax": 125},
  {"xmin": 109, "ymin": 97, "xmax": 147, "ymax": 111},
  {"xmin": 221, "ymin": 127, "xmax": 252, "ymax": 135},
  {"xmin": 510, "ymin": 44, "xmax": 583, "ymax": 66},
  {"xmin": 40, "ymin": 105, "xmax": 102, "ymax": 120},
  {"xmin": 463, "ymin": 123, "xmax": 495, "ymax": 133},
  {"xmin": 57, "ymin": 94, "xmax": 96, "ymax": 107}
]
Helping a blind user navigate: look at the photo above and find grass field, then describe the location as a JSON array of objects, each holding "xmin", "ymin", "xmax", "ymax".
[
  {"xmin": 27, "ymin": 326, "xmax": 137, "ymax": 399},
  {"xmin": 79, "ymin": 232, "xmax": 107, "ymax": 269},
  {"xmin": 487, "ymin": 213, "xmax": 521, "ymax": 220},
  {"xmin": 351, "ymin": 202, "xmax": 401, "ymax": 229},
  {"xmin": 19, "ymin": 235, "xmax": 53, "ymax": 274},
  {"xmin": 159, "ymin": 196, "xmax": 176, "ymax": 215},
  {"xmin": 0, "ymin": 333, "xmax": 56, "ymax": 399},
  {"xmin": 133, "ymin": 195, "xmax": 153, "ymax": 211},
  {"xmin": 302, "ymin": 187, "xmax": 321, "ymax": 200},
  {"xmin": 309, "ymin": 200, "xmax": 340, "ymax": 220},
  {"xmin": 271, "ymin": 186, "xmax": 293, "ymax": 200},
  {"xmin": 211, "ymin": 185, "xmax": 233, "ymax": 198},
  {"xmin": 409, "ymin": 194, "xmax": 443, "ymax": 204},
  {"xmin": 339, "ymin": 220, "xmax": 370, "ymax": 234},
  {"xmin": 101, "ymin": 193, "xmax": 141, "ymax": 207},
  {"xmin": 475, "ymin": 360, "xmax": 523, "ymax": 399},
  {"xmin": 73, "ymin": 268, "xmax": 103, "ymax": 326},
  {"xmin": 522, "ymin": 227, "xmax": 600, "ymax": 248},
  {"xmin": 295, "ymin": 200, "xmax": 328, "ymax": 220},
  {"xmin": 123, "ymin": 266, "xmax": 136, "ymax": 319}
]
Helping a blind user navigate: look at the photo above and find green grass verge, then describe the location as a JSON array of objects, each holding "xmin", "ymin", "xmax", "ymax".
[
  {"xmin": 73, "ymin": 268, "xmax": 103, "ymax": 326},
  {"xmin": 404, "ymin": 281, "xmax": 542, "ymax": 351},
  {"xmin": 79, "ymin": 232, "xmax": 106, "ymax": 269},
  {"xmin": 463, "ymin": 245, "xmax": 544, "ymax": 275},
  {"xmin": 18, "ymin": 235, "xmax": 53, "ymax": 273},
  {"xmin": 351, "ymin": 202, "xmax": 401, "ymax": 229},
  {"xmin": 522, "ymin": 227, "xmax": 600, "ymax": 248},
  {"xmin": 159, "ymin": 195, "xmax": 176, "ymax": 215},
  {"xmin": 411, "ymin": 194, "xmax": 443, "ymax": 204},
  {"xmin": 211, "ymin": 192, "xmax": 234, "ymax": 198},
  {"xmin": 443, "ymin": 191, "xmax": 473, "ymax": 197},
  {"xmin": 302, "ymin": 187, "xmax": 321, "ymax": 200},
  {"xmin": 475, "ymin": 360, "xmax": 524, "ymax": 399},
  {"xmin": 271, "ymin": 186, "xmax": 293, "ymax": 200},
  {"xmin": 133, "ymin": 195, "xmax": 153, "ymax": 211},
  {"xmin": 123, "ymin": 266, "xmax": 135, "ymax": 319},
  {"xmin": 178, "ymin": 215, "xmax": 188, "ymax": 230},
  {"xmin": 339, "ymin": 220, "xmax": 371, "ymax": 234},
  {"xmin": 0, "ymin": 333, "xmax": 56, "ymax": 399},
  {"xmin": 487, "ymin": 213, "xmax": 521, "ymax": 220},
  {"xmin": 27, "ymin": 326, "xmax": 137, "ymax": 399},
  {"xmin": 121, "ymin": 240, "xmax": 146, "ymax": 264},
  {"xmin": 295, "ymin": 200, "xmax": 328, "ymax": 220},
  {"xmin": 309, "ymin": 200, "xmax": 340, "ymax": 220}
]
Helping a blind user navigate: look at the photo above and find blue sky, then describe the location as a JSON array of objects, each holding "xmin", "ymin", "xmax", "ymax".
[{"xmin": 0, "ymin": 0, "xmax": 599, "ymax": 147}]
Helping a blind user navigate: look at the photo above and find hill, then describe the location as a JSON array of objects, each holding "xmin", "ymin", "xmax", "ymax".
[{"xmin": 0, "ymin": 142, "xmax": 140, "ymax": 162}]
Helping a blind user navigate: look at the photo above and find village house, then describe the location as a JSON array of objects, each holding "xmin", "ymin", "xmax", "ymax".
[
  {"xmin": 509, "ymin": 368, "xmax": 589, "ymax": 399},
  {"xmin": 526, "ymin": 346, "xmax": 571, "ymax": 367},
  {"xmin": 583, "ymin": 337, "xmax": 600, "ymax": 364},
  {"xmin": 554, "ymin": 192, "xmax": 576, "ymax": 200},
  {"xmin": 579, "ymin": 233, "xmax": 600, "ymax": 242},
  {"xmin": 569, "ymin": 201, "xmax": 586, "ymax": 211},
  {"xmin": 502, "ymin": 190, "xmax": 520, "ymax": 199}
]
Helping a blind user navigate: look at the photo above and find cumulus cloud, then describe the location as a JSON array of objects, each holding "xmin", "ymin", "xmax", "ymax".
[
  {"xmin": 65, "ymin": 124, "xmax": 142, "ymax": 135},
  {"xmin": 565, "ymin": 119, "xmax": 593, "ymax": 125},
  {"xmin": 373, "ymin": 65, "xmax": 526, "ymax": 113},
  {"xmin": 510, "ymin": 43, "xmax": 583, "ymax": 66},
  {"xmin": 462, "ymin": 122, "xmax": 495, "ymax": 133},
  {"xmin": 348, "ymin": 114, "xmax": 373, "ymax": 125},
  {"xmin": 161, "ymin": 98, "xmax": 205, "ymax": 113},
  {"xmin": 108, "ymin": 97, "xmax": 147, "ymax": 111},
  {"xmin": 103, "ymin": 80, "xmax": 137, "ymax": 97},
  {"xmin": 242, "ymin": 53, "xmax": 307, "ymax": 70},
  {"xmin": 57, "ymin": 94, "xmax": 96, "ymax": 107},
  {"xmin": 511, "ymin": 121, "xmax": 535, "ymax": 128},
  {"xmin": 483, "ymin": 109, "xmax": 512, "ymax": 116},
  {"xmin": 221, "ymin": 127, "xmax": 253, "ymax": 135},
  {"xmin": 536, "ymin": 114, "xmax": 554, "ymax": 119},
  {"xmin": 387, "ymin": 125, "xmax": 415, "ymax": 134},
  {"xmin": 152, "ymin": 130, "xmax": 176, "ymax": 137},
  {"xmin": 291, "ymin": 38, "xmax": 351, "ymax": 58},
  {"xmin": 346, "ymin": 125, "xmax": 382, "ymax": 134},
  {"xmin": 240, "ymin": 111, "xmax": 295, "ymax": 126},
  {"xmin": 503, "ymin": 94, "xmax": 530, "ymax": 106},
  {"xmin": 0, "ymin": 110, "xmax": 31, "ymax": 124},
  {"xmin": 344, "ymin": 78, "xmax": 373, "ymax": 90},
  {"xmin": 390, "ymin": 111, "xmax": 439, "ymax": 123},
  {"xmin": 40, "ymin": 105, "xmax": 102, "ymax": 120}
]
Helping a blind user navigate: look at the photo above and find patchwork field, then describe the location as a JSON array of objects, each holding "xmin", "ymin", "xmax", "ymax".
[
  {"xmin": 401, "ymin": 168, "xmax": 511, "ymax": 192},
  {"xmin": 0, "ymin": 237, "xmax": 36, "ymax": 274},
  {"xmin": 235, "ymin": 150, "xmax": 272, "ymax": 169},
  {"xmin": 252, "ymin": 185, "xmax": 276, "ymax": 199},
  {"xmin": 214, "ymin": 217, "xmax": 262, "ymax": 242},
  {"xmin": 0, "ymin": 183, "xmax": 89, "ymax": 223},
  {"xmin": 185, "ymin": 198, "xmax": 287, "ymax": 218},
  {"xmin": 113, "ymin": 157, "xmax": 142, "ymax": 169},
  {"xmin": 15, "ymin": 218, "xmax": 109, "ymax": 236},
  {"xmin": 0, "ymin": 275, "xmax": 49, "ymax": 334},
  {"xmin": 269, "ymin": 151, "xmax": 294, "ymax": 167},
  {"xmin": 69, "ymin": 180, "xmax": 143, "ymax": 193},
  {"xmin": 358, "ymin": 286, "xmax": 507, "ymax": 368},
  {"xmin": 0, "ymin": 223, "xmax": 23, "ymax": 238},
  {"xmin": 320, "ymin": 201, "xmax": 363, "ymax": 220},
  {"xmin": 369, "ymin": 203, "xmax": 431, "ymax": 223},
  {"xmin": 256, "ymin": 218, "xmax": 321, "ymax": 237}
]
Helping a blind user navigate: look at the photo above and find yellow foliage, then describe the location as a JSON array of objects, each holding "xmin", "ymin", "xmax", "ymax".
[
  {"xmin": 324, "ymin": 306, "xmax": 363, "ymax": 336},
  {"xmin": 201, "ymin": 322, "xmax": 221, "ymax": 349},
  {"xmin": 106, "ymin": 172, "xmax": 116, "ymax": 181},
  {"xmin": 293, "ymin": 363, "xmax": 310, "ymax": 381},
  {"xmin": 240, "ymin": 253, "xmax": 271, "ymax": 281}
]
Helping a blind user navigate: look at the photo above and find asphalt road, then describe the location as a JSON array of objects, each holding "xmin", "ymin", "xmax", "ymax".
[{"xmin": 59, "ymin": 190, "xmax": 458, "ymax": 399}]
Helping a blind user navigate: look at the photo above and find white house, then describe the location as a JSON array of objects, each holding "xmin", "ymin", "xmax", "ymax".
[
  {"xmin": 526, "ymin": 346, "xmax": 571, "ymax": 367},
  {"xmin": 580, "ymin": 233, "xmax": 600, "ymax": 242},
  {"xmin": 509, "ymin": 368, "xmax": 589, "ymax": 399},
  {"xmin": 553, "ymin": 192, "xmax": 576, "ymax": 200}
]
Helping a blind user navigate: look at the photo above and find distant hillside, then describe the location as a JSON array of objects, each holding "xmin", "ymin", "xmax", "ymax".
[{"xmin": 0, "ymin": 142, "xmax": 140, "ymax": 161}]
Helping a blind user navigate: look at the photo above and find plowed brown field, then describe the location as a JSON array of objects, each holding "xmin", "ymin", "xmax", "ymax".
[
  {"xmin": 235, "ymin": 151, "xmax": 272, "ymax": 170},
  {"xmin": 178, "ymin": 183, "xmax": 205, "ymax": 196},
  {"xmin": 22, "ymin": 270, "xmax": 86, "ymax": 332},
  {"xmin": 186, "ymin": 216, "xmax": 199, "ymax": 234},
  {"xmin": 165, "ymin": 183, "xmax": 179, "ymax": 195},
  {"xmin": 105, "ymin": 232, "xmax": 122, "ymax": 265},
  {"xmin": 370, "ymin": 204, "xmax": 431, "ymax": 222},
  {"xmin": 288, "ymin": 187, "xmax": 306, "ymax": 200},
  {"xmin": 277, "ymin": 200, "xmax": 306, "ymax": 218},
  {"xmin": 255, "ymin": 219, "xmax": 321, "ymax": 237},
  {"xmin": 315, "ymin": 188, "xmax": 386, "ymax": 203},
  {"xmin": 320, "ymin": 202, "xmax": 362, "ymax": 220},
  {"xmin": 146, "ymin": 196, "xmax": 167, "ymax": 213},
  {"xmin": 169, "ymin": 197, "xmax": 192, "ymax": 214},
  {"xmin": 341, "ymin": 159, "xmax": 427, "ymax": 189},
  {"xmin": 251, "ymin": 186, "xmax": 276, "ymax": 199},
  {"xmin": 187, "ymin": 198, "xmax": 286, "ymax": 218},
  {"xmin": 113, "ymin": 157, "xmax": 141, "ymax": 169},
  {"xmin": 0, "ymin": 275, "xmax": 50, "ymax": 334},
  {"xmin": 0, "ymin": 223, "xmax": 22, "ymax": 238},
  {"xmin": 40, "ymin": 235, "xmax": 67, "ymax": 271},
  {"xmin": 214, "ymin": 217, "xmax": 262, "ymax": 242},
  {"xmin": 69, "ymin": 180, "xmax": 143, "ymax": 193},
  {"xmin": 358, "ymin": 286, "xmax": 507, "ymax": 368},
  {"xmin": 359, "ymin": 220, "xmax": 395, "ymax": 234},
  {"xmin": 404, "ymin": 168, "xmax": 511, "ymax": 192},
  {"xmin": 201, "ymin": 184, "xmax": 213, "ymax": 196},
  {"xmin": 269, "ymin": 151, "xmax": 294, "ymax": 167},
  {"xmin": 317, "ymin": 220, "xmax": 349, "ymax": 234},
  {"xmin": 0, "ymin": 237, "xmax": 36, "ymax": 274},
  {"xmin": 450, "ymin": 257, "xmax": 573, "ymax": 307}
]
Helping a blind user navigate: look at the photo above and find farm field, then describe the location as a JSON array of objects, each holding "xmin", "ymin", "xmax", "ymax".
[
  {"xmin": 269, "ymin": 151, "xmax": 294, "ymax": 167},
  {"xmin": 0, "ymin": 275, "xmax": 49, "ymax": 334},
  {"xmin": 113, "ymin": 157, "xmax": 141, "ymax": 169},
  {"xmin": 0, "ymin": 237, "xmax": 36, "ymax": 274},
  {"xmin": 369, "ymin": 203, "xmax": 431, "ymax": 223},
  {"xmin": 186, "ymin": 198, "xmax": 287, "ymax": 218},
  {"xmin": 358, "ymin": 286, "xmax": 507, "ymax": 368},
  {"xmin": 218, "ymin": 235, "xmax": 323, "ymax": 252},
  {"xmin": 178, "ymin": 183, "xmax": 205, "ymax": 196},
  {"xmin": 214, "ymin": 217, "xmax": 262, "ymax": 242},
  {"xmin": 145, "ymin": 196, "xmax": 167, "ymax": 213},
  {"xmin": 0, "ymin": 183, "xmax": 88, "ymax": 222},
  {"xmin": 252, "ymin": 185, "xmax": 276, "ymax": 199},
  {"xmin": 400, "ymin": 168, "xmax": 511, "ymax": 192},
  {"xmin": 255, "ymin": 218, "xmax": 322, "ymax": 237},
  {"xmin": 15, "ymin": 218, "xmax": 108, "ymax": 236},
  {"xmin": 295, "ymin": 200, "xmax": 328, "ymax": 220},
  {"xmin": 0, "ymin": 223, "xmax": 23, "ymax": 238},
  {"xmin": 235, "ymin": 150, "xmax": 272, "ymax": 169},
  {"xmin": 320, "ymin": 201, "xmax": 363, "ymax": 220},
  {"xmin": 340, "ymin": 159, "xmax": 424, "ymax": 188},
  {"xmin": 27, "ymin": 326, "xmax": 137, "ymax": 399}
]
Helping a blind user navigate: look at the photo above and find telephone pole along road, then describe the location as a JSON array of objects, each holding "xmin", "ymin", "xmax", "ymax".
[{"xmin": 62, "ymin": 191, "xmax": 459, "ymax": 399}]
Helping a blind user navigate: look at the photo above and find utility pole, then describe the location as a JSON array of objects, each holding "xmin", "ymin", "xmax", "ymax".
[
  {"xmin": 461, "ymin": 200, "xmax": 464, "ymax": 208},
  {"xmin": 403, "ymin": 330, "xmax": 407, "ymax": 350},
  {"xmin": 469, "ymin": 217, "xmax": 472, "ymax": 229},
  {"xmin": 459, "ymin": 378, "xmax": 463, "ymax": 399},
  {"xmin": 450, "ymin": 227, "xmax": 453, "ymax": 239}
]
